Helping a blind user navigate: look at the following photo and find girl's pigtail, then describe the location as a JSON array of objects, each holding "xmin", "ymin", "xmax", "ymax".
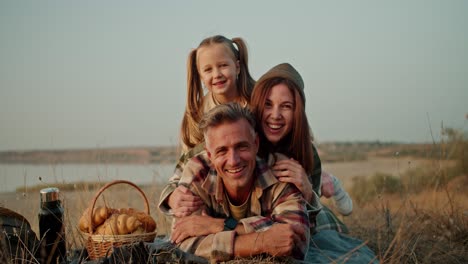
[
  {"xmin": 186, "ymin": 48, "xmax": 203, "ymax": 120},
  {"xmin": 232, "ymin": 37, "xmax": 255, "ymax": 102},
  {"xmin": 181, "ymin": 48, "xmax": 204, "ymax": 149}
]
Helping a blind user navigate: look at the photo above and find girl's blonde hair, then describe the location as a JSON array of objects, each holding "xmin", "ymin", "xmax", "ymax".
[{"xmin": 180, "ymin": 35, "xmax": 255, "ymax": 150}]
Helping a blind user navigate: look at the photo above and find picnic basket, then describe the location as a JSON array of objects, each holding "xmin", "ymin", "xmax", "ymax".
[{"xmin": 81, "ymin": 180, "xmax": 157, "ymax": 260}]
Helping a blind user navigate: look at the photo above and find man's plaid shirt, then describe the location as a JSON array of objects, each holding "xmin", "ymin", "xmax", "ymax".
[{"xmin": 169, "ymin": 152, "xmax": 312, "ymax": 261}]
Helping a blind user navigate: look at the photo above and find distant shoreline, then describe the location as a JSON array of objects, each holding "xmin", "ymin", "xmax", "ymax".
[
  {"xmin": 0, "ymin": 142, "xmax": 436, "ymax": 165},
  {"xmin": 0, "ymin": 146, "xmax": 178, "ymax": 165}
]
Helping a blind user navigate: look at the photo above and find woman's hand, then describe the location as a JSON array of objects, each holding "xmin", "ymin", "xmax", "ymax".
[
  {"xmin": 272, "ymin": 158, "xmax": 313, "ymax": 202},
  {"xmin": 167, "ymin": 185, "xmax": 204, "ymax": 217},
  {"xmin": 171, "ymin": 212, "xmax": 224, "ymax": 243}
]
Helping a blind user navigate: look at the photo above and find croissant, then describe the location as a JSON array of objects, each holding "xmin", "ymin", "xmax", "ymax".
[
  {"xmin": 116, "ymin": 214, "xmax": 142, "ymax": 234},
  {"xmin": 94, "ymin": 214, "xmax": 118, "ymax": 235},
  {"xmin": 117, "ymin": 208, "xmax": 156, "ymax": 232},
  {"xmin": 95, "ymin": 213, "xmax": 142, "ymax": 235},
  {"xmin": 93, "ymin": 206, "xmax": 109, "ymax": 226},
  {"xmin": 79, "ymin": 206, "xmax": 109, "ymax": 232}
]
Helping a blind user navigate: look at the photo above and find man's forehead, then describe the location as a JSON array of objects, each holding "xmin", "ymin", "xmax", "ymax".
[{"xmin": 205, "ymin": 120, "xmax": 254, "ymax": 148}]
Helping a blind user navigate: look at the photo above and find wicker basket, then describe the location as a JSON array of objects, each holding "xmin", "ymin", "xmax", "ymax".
[{"xmin": 81, "ymin": 180, "xmax": 157, "ymax": 260}]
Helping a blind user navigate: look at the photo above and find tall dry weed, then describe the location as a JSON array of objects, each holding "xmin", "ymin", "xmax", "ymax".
[{"xmin": 347, "ymin": 176, "xmax": 468, "ymax": 263}]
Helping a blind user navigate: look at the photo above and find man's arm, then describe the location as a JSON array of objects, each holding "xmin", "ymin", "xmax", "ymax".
[
  {"xmin": 176, "ymin": 222, "xmax": 307, "ymax": 262},
  {"xmin": 174, "ymin": 182, "xmax": 310, "ymax": 261},
  {"xmin": 234, "ymin": 223, "xmax": 307, "ymax": 258},
  {"xmin": 158, "ymin": 147, "xmax": 207, "ymax": 216},
  {"xmin": 249, "ymin": 182, "xmax": 310, "ymax": 259},
  {"xmin": 237, "ymin": 182, "xmax": 311, "ymax": 259}
]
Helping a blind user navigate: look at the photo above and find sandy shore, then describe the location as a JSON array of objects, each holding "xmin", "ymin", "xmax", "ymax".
[{"xmin": 322, "ymin": 156, "xmax": 436, "ymax": 186}]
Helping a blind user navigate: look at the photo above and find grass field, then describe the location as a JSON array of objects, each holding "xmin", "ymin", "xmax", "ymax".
[{"xmin": 1, "ymin": 136, "xmax": 467, "ymax": 263}]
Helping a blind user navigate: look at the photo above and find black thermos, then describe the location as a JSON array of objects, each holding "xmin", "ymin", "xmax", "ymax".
[{"xmin": 38, "ymin": 187, "xmax": 66, "ymax": 264}]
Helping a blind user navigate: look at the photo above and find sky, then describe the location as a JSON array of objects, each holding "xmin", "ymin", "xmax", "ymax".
[{"xmin": 1, "ymin": 1, "xmax": 467, "ymax": 151}]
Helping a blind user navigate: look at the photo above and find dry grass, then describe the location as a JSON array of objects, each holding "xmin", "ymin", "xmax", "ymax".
[
  {"xmin": 1, "ymin": 182, "xmax": 173, "ymax": 263},
  {"xmin": 3, "ymin": 129, "xmax": 467, "ymax": 263},
  {"xmin": 5, "ymin": 176, "xmax": 467, "ymax": 263},
  {"xmin": 340, "ymin": 176, "xmax": 468, "ymax": 264}
]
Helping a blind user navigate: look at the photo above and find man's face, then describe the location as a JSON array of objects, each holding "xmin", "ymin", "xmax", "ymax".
[{"xmin": 205, "ymin": 119, "xmax": 259, "ymax": 194}]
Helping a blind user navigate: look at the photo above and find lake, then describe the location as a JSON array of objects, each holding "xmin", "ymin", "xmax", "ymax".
[{"xmin": 0, "ymin": 163, "xmax": 175, "ymax": 193}]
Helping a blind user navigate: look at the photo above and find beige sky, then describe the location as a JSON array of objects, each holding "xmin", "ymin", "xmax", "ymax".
[{"xmin": 1, "ymin": 0, "xmax": 467, "ymax": 151}]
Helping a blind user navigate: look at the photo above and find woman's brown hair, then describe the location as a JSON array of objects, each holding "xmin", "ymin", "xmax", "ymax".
[{"xmin": 250, "ymin": 78, "xmax": 315, "ymax": 176}]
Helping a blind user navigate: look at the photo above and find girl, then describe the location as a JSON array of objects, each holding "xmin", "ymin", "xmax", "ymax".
[
  {"xmin": 159, "ymin": 35, "xmax": 255, "ymax": 216},
  {"xmin": 180, "ymin": 35, "xmax": 255, "ymax": 153}
]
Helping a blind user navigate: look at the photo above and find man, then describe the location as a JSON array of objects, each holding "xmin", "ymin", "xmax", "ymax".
[{"xmin": 169, "ymin": 102, "xmax": 310, "ymax": 262}]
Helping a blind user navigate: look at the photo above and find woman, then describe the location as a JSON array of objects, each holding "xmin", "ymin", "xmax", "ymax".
[
  {"xmin": 250, "ymin": 63, "xmax": 377, "ymax": 263},
  {"xmin": 250, "ymin": 63, "xmax": 351, "ymax": 233}
]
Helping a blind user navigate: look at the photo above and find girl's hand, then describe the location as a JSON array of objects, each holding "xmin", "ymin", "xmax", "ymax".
[
  {"xmin": 167, "ymin": 185, "xmax": 204, "ymax": 217},
  {"xmin": 272, "ymin": 158, "xmax": 313, "ymax": 202},
  {"xmin": 320, "ymin": 171, "xmax": 335, "ymax": 198}
]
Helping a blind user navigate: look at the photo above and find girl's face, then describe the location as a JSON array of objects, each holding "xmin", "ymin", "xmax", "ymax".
[
  {"xmin": 197, "ymin": 43, "xmax": 240, "ymax": 104},
  {"xmin": 261, "ymin": 83, "xmax": 295, "ymax": 146}
]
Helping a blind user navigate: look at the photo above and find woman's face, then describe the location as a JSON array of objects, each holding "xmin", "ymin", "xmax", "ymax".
[
  {"xmin": 197, "ymin": 43, "xmax": 240, "ymax": 104},
  {"xmin": 261, "ymin": 83, "xmax": 295, "ymax": 145}
]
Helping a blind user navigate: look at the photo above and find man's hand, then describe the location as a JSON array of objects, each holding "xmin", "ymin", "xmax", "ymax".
[
  {"xmin": 167, "ymin": 185, "xmax": 204, "ymax": 217},
  {"xmin": 171, "ymin": 212, "xmax": 224, "ymax": 243},
  {"xmin": 256, "ymin": 223, "xmax": 307, "ymax": 257}
]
